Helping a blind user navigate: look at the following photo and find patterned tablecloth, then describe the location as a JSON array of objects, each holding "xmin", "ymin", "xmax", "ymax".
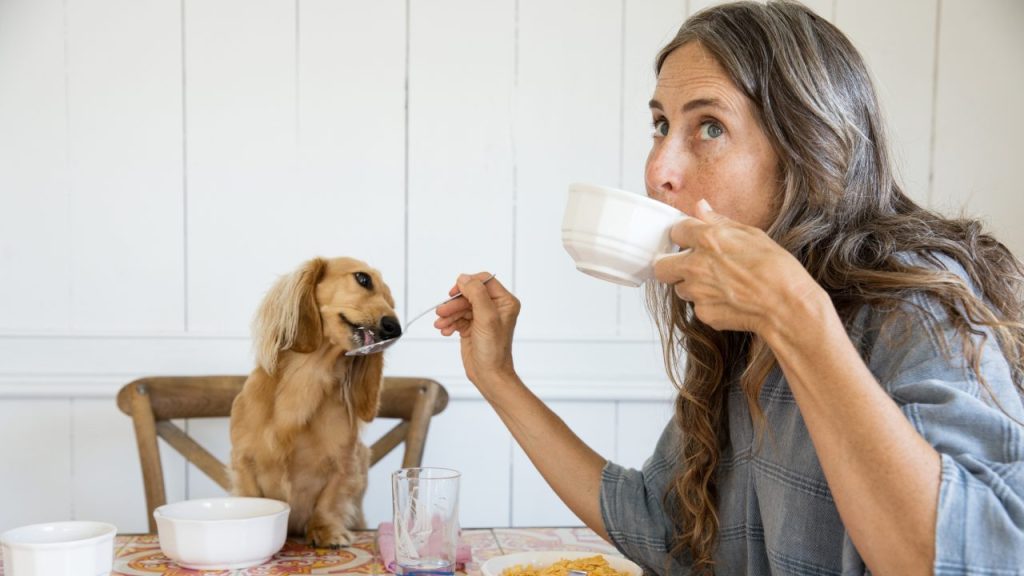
[{"xmin": 0, "ymin": 527, "xmax": 621, "ymax": 575}]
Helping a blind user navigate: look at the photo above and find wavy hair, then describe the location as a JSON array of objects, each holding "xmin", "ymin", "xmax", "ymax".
[{"xmin": 644, "ymin": 2, "xmax": 1024, "ymax": 573}]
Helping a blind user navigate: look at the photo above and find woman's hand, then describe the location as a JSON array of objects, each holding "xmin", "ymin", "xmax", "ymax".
[
  {"xmin": 653, "ymin": 199, "xmax": 824, "ymax": 338},
  {"xmin": 434, "ymin": 272, "xmax": 521, "ymax": 388}
]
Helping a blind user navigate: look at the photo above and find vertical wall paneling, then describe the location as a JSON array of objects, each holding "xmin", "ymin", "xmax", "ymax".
[
  {"xmin": 183, "ymin": 417, "xmax": 231, "ymax": 500},
  {"xmin": 364, "ymin": 399, "xmax": 514, "ymax": 528},
  {"xmin": 185, "ymin": 0, "xmax": 299, "ymax": 333},
  {"xmin": 615, "ymin": 400, "xmax": 674, "ymax": 470},
  {"xmin": 619, "ymin": 0, "xmax": 687, "ymax": 339},
  {"xmin": 690, "ymin": 0, "xmax": 834, "ymax": 19},
  {"xmin": 0, "ymin": 0, "xmax": 71, "ymax": 332},
  {"xmin": 406, "ymin": 0, "xmax": 516, "ymax": 337},
  {"xmin": 65, "ymin": 0, "xmax": 185, "ymax": 331},
  {"xmin": 0, "ymin": 400, "xmax": 72, "ymax": 533},
  {"xmin": 0, "ymin": 337, "xmax": 251, "ymax": 377},
  {"xmin": 103, "ymin": 413, "xmax": 188, "ymax": 531},
  {"xmin": 931, "ymin": 0, "xmax": 1024, "ymax": 257},
  {"xmin": 515, "ymin": 0, "xmax": 622, "ymax": 339},
  {"xmin": 836, "ymin": 0, "xmax": 937, "ymax": 207},
  {"xmin": 297, "ymin": 0, "xmax": 407, "ymax": 307},
  {"xmin": 162, "ymin": 420, "xmax": 189, "ymax": 511},
  {"xmin": 421, "ymin": 400, "xmax": 513, "ymax": 528},
  {"xmin": 511, "ymin": 401, "xmax": 617, "ymax": 526},
  {"xmin": 71, "ymin": 399, "xmax": 188, "ymax": 533}
]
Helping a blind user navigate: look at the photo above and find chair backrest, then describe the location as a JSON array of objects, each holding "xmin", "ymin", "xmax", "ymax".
[{"xmin": 116, "ymin": 375, "xmax": 448, "ymax": 532}]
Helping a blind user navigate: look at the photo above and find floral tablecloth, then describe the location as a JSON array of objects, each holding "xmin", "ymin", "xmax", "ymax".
[{"xmin": 0, "ymin": 527, "xmax": 620, "ymax": 575}]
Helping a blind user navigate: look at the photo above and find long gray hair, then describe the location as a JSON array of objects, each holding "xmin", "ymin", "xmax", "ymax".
[{"xmin": 645, "ymin": 2, "xmax": 1024, "ymax": 573}]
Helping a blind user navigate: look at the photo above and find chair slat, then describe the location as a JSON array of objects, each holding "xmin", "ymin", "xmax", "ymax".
[
  {"xmin": 370, "ymin": 422, "xmax": 410, "ymax": 466},
  {"xmin": 156, "ymin": 421, "xmax": 231, "ymax": 490}
]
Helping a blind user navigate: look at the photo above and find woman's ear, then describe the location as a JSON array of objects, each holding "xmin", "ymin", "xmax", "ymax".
[
  {"xmin": 352, "ymin": 353, "xmax": 384, "ymax": 422},
  {"xmin": 252, "ymin": 257, "xmax": 327, "ymax": 374}
]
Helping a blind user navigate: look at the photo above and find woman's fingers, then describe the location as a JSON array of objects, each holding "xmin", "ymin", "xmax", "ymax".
[
  {"xmin": 446, "ymin": 271, "xmax": 494, "ymax": 297},
  {"xmin": 437, "ymin": 297, "xmax": 471, "ymax": 318},
  {"xmin": 434, "ymin": 309, "xmax": 472, "ymax": 330},
  {"xmin": 435, "ymin": 271, "xmax": 516, "ymax": 334},
  {"xmin": 669, "ymin": 198, "xmax": 742, "ymax": 252},
  {"xmin": 455, "ymin": 274, "xmax": 497, "ymax": 322}
]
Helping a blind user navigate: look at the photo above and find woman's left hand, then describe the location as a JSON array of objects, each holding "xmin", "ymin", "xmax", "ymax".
[{"xmin": 653, "ymin": 199, "xmax": 824, "ymax": 336}]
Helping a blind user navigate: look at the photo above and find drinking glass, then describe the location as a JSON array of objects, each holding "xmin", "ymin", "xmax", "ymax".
[{"xmin": 391, "ymin": 467, "xmax": 460, "ymax": 575}]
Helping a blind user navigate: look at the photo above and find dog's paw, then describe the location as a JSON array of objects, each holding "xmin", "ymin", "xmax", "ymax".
[{"xmin": 307, "ymin": 520, "xmax": 354, "ymax": 548}]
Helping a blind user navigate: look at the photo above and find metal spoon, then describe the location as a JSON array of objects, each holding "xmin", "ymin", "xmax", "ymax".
[{"xmin": 345, "ymin": 274, "xmax": 495, "ymax": 356}]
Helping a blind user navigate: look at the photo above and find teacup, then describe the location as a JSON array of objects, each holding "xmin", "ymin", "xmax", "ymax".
[
  {"xmin": 561, "ymin": 182, "xmax": 687, "ymax": 287},
  {"xmin": 0, "ymin": 520, "xmax": 116, "ymax": 576}
]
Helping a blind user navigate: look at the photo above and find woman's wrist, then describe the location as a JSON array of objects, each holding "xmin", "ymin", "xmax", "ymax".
[
  {"xmin": 761, "ymin": 280, "xmax": 838, "ymax": 355},
  {"xmin": 472, "ymin": 365, "xmax": 521, "ymax": 395}
]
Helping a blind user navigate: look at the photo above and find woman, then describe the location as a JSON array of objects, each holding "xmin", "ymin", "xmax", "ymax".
[{"xmin": 435, "ymin": 2, "xmax": 1024, "ymax": 574}]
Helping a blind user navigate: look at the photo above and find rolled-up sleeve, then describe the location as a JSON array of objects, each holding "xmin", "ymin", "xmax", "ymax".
[
  {"xmin": 600, "ymin": 422, "xmax": 692, "ymax": 575},
  {"xmin": 866, "ymin": 292, "xmax": 1024, "ymax": 574}
]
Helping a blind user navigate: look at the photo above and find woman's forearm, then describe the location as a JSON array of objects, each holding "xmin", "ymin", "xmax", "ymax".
[
  {"xmin": 764, "ymin": 290, "xmax": 940, "ymax": 576},
  {"xmin": 475, "ymin": 372, "xmax": 610, "ymax": 541}
]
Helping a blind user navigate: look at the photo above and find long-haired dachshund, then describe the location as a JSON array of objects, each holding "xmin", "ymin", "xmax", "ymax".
[{"xmin": 229, "ymin": 256, "xmax": 400, "ymax": 547}]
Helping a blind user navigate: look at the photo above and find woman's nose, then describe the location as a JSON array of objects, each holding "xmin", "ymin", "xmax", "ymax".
[{"xmin": 645, "ymin": 140, "xmax": 684, "ymax": 204}]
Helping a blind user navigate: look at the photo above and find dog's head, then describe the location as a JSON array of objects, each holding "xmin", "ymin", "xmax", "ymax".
[
  {"xmin": 314, "ymin": 257, "xmax": 399, "ymax": 351},
  {"xmin": 252, "ymin": 257, "xmax": 398, "ymax": 419}
]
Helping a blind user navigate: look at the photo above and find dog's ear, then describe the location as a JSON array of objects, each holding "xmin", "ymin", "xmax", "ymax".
[
  {"xmin": 290, "ymin": 258, "xmax": 327, "ymax": 354},
  {"xmin": 253, "ymin": 257, "xmax": 327, "ymax": 374},
  {"xmin": 351, "ymin": 353, "xmax": 384, "ymax": 422}
]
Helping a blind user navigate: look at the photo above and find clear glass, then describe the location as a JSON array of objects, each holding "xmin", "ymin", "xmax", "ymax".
[{"xmin": 391, "ymin": 467, "xmax": 461, "ymax": 575}]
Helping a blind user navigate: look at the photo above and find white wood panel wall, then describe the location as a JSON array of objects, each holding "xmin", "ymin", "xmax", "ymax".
[{"xmin": 1, "ymin": 0, "xmax": 1021, "ymax": 535}]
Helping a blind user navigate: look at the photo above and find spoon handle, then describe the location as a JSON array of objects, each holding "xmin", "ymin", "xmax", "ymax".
[{"xmin": 404, "ymin": 273, "xmax": 496, "ymax": 330}]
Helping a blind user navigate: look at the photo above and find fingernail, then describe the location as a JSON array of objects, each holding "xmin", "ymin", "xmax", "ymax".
[
  {"xmin": 698, "ymin": 198, "xmax": 712, "ymax": 212},
  {"xmin": 457, "ymin": 274, "xmax": 471, "ymax": 285}
]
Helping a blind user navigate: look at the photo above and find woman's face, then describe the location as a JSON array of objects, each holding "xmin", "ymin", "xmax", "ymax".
[{"xmin": 646, "ymin": 42, "xmax": 780, "ymax": 229}]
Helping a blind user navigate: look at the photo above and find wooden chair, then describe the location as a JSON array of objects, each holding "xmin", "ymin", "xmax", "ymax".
[{"xmin": 116, "ymin": 375, "xmax": 448, "ymax": 532}]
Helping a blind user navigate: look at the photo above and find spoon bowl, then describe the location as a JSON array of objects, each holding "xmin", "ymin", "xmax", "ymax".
[{"xmin": 345, "ymin": 274, "xmax": 495, "ymax": 356}]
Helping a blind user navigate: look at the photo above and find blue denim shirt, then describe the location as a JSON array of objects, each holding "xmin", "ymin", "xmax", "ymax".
[{"xmin": 600, "ymin": 263, "xmax": 1024, "ymax": 575}]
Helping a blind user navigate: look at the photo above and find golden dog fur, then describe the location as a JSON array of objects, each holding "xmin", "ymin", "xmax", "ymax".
[{"xmin": 229, "ymin": 257, "xmax": 398, "ymax": 547}]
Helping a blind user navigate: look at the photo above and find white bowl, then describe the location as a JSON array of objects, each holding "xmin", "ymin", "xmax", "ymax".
[
  {"xmin": 481, "ymin": 550, "xmax": 643, "ymax": 576},
  {"xmin": 562, "ymin": 183, "xmax": 687, "ymax": 287},
  {"xmin": 1, "ymin": 521, "xmax": 116, "ymax": 576},
  {"xmin": 153, "ymin": 497, "xmax": 289, "ymax": 570}
]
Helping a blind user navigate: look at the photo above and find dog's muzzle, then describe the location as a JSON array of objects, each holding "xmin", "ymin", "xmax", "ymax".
[{"xmin": 340, "ymin": 314, "xmax": 401, "ymax": 349}]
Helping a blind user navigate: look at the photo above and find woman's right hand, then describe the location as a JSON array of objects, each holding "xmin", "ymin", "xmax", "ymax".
[{"xmin": 434, "ymin": 273, "xmax": 521, "ymax": 388}]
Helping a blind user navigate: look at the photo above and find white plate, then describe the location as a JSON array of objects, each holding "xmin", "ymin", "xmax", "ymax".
[{"xmin": 481, "ymin": 550, "xmax": 642, "ymax": 576}]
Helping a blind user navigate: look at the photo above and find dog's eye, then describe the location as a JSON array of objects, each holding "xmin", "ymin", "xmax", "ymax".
[{"xmin": 354, "ymin": 272, "xmax": 373, "ymax": 290}]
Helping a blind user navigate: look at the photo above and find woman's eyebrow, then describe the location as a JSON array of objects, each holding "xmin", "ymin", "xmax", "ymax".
[
  {"xmin": 682, "ymin": 97, "xmax": 729, "ymax": 113},
  {"xmin": 648, "ymin": 97, "xmax": 731, "ymax": 114}
]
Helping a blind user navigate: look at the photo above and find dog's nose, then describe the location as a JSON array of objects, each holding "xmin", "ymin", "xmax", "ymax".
[{"xmin": 379, "ymin": 316, "xmax": 402, "ymax": 339}]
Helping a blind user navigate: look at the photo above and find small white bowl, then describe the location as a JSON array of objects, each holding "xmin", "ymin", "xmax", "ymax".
[
  {"xmin": 562, "ymin": 182, "xmax": 687, "ymax": 287},
  {"xmin": 153, "ymin": 497, "xmax": 289, "ymax": 570},
  {"xmin": 481, "ymin": 550, "xmax": 643, "ymax": 576},
  {"xmin": 1, "ymin": 520, "xmax": 116, "ymax": 576}
]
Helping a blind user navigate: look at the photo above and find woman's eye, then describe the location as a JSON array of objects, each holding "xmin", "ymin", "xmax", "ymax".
[
  {"xmin": 652, "ymin": 118, "xmax": 669, "ymax": 137},
  {"xmin": 354, "ymin": 272, "xmax": 373, "ymax": 290},
  {"xmin": 699, "ymin": 121, "xmax": 724, "ymax": 140}
]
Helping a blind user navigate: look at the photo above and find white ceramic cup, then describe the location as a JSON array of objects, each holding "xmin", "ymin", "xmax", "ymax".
[
  {"xmin": 0, "ymin": 521, "xmax": 116, "ymax": 576},
  {"xmin": 562, "ymin": 182, "xmax": 687, "ymax": 287}
]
